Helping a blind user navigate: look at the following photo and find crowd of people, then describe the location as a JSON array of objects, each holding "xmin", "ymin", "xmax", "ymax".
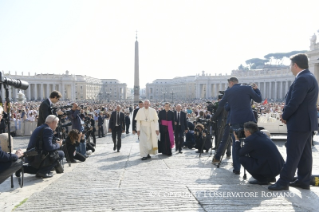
[{"xmin": 1, "ymin": 53, "xmax": 318, "ymax": 191}]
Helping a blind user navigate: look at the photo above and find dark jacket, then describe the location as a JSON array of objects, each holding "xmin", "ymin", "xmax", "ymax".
[
  {"xmin": 217, "ymin": 84, "xmax": 262, "ymax": 125},
  {"xmin": 27, "ymin": 124, "xmax": 60, "ymax": 153},
  {"xmin": 98, "ymin": 115, "xmax": 104, "ymax": 127},
  {"xmin": 239, "ymin": 131, "xmax": 284, "ymax": 176},
  {"xmin": 174, "ymin": 111, "xmax": 188, "ymax": 132},
  {"xmin": 69, "ymin": 109, "xmax": 82, "ymax": 131},
  {"xmin": 109, "ymin": 111, "xmax": 125, "ymax": 131},
  {"xmin": 282, "ymin": 70, "xmax": 319, "ymax": 132},
  {"xmin": 132, "ymin": 108, "xmax": 140, "ymax": 132},
  {"xmin": 37, "ymin": 99, "xmax": 52, "ymax": 126},
  {"xmin": 125, "ymin": 115, "xmax": 130, "ymax": 125}
]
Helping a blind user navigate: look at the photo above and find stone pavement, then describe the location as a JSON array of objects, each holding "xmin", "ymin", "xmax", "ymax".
[{"xmin": 1, "ymin": 133, "xmax": 319, "ymax": 212}]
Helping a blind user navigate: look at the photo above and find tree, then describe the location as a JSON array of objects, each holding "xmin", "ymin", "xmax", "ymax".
[{"xmin": 245, "ymin": 58, "xmax": 269, "ymax": 69}]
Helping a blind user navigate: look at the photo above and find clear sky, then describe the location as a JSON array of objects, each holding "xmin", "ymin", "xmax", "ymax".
[{"xmin": 0, "ymin": 0, "xmax": 318, "ymax": 88}]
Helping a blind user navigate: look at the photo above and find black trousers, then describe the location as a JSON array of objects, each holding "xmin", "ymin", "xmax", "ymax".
[
  {"xmin": 125, "ymin": 123, "xmax": 130, "ymax": 134},
  {"xmin": 0, "ymin": 159, "xmax": 23, "ymax": 184},
  {"xmin": 89, "ymin": 129, "xmax": 96, "ymax": 145},
  {"xmin": 98, "ymin": 126, "xmax": 104, "ymax": 137},
  {"xmin": 278, "ymin": 131, "xmax": 313, "ymax": 186},
  {"xmin": 112, "ymin": 126, "xmax": 122, "ymax": 150},
  {"xmin": 174, "ymin": 126, "xmax": 184, "ymax": 152},
  {"xmin": 240, "ymin": 157, "xmax": 275, "ymax": 182}
]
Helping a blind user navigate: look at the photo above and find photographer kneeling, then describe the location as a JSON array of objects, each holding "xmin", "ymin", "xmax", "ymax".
[
  {"xmin": 194, "ymin": 123, "xmax": 210, "ymax": 153},
  {"xmin": 64, "ymin": 129, "xmax": 86, "ymax": 163},
  {"xmin": 236, "ymin": 122, "xmax": 284, "ymax": 185},
  {"xmin": 20, "ymin": 115, "xmax": 65, "ymax": 178}
]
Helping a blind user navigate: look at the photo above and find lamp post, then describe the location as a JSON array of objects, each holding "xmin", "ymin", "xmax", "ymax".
[{"xmin": 170, "ymin": 90, "xmax": 174, "ymax": 103}]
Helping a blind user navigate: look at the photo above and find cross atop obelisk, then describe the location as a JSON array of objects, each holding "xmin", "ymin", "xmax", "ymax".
[{"xmin": 134, "ymin": 31, "xmax": 140, "ymax": 104}]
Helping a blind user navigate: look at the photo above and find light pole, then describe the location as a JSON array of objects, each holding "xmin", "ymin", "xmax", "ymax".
[{"xmin": 171, "ymin": 90, "xmax": 174, "ymax": 103}]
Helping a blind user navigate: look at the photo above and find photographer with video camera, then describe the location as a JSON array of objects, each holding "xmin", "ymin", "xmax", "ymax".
[
  {"xmin": 235, "ymin": 122, "xmax": 284, "ymax": 185},
  {"xmin": 214, "ymin": 77, "xmax": 262, "ymax": 175},
  {"xmin": 21, "ymin": 115, "xmax": 64, "ymax": 178},
  {"xmin": 37, "ymin": 91, "xmax": 63, "ymax": 127},
  {"xmin": 0, "ymin": 105, "xmax": 24, "ymax": 183},
  {"xmin": 69, "ymin": 103, "xmax": 87, "ymax": 157}
]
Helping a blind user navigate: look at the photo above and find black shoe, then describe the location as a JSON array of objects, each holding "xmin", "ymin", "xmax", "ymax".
[
  {"xmin": 289, "ymin": 180, "xmax": 310, "ymax": 189},
  {"xmin": 268, "ymin": 183, "xmax": 289, "ymax": 190},
  {"xmin": 233, "ymin": 170, "xmax": 240, "ymax": 175},
  {"xmin": 113, "ymin": 146, "xmax": 116, "ymax": 151},
  {"xmin": 36, "ymin": 172, "xmax": 53, "ymax": 178},
  {"xmin": 117, "ymin": 150, "xmax": 120, "ymax": 152},
  {"xmin": 179, "ymin": 151, "xmax": 183, "ymax": 154},
  {"xmin": 249, "ymin": 179, "xmax": 270, "ymax": 185},
  {"xmin": 147, "ymin": 154, "xmax": 151, "ymax": 158},
  {"xmin": 141, "ymin": 157, "xmax": 148, "ymax": 160},
  {"xmin": 15, "ymin": 169, "xmax": 22, "ymax": 178},
  {"xmin": 195, "ymin": 151, "xmax": 203, "ymax": 153}
]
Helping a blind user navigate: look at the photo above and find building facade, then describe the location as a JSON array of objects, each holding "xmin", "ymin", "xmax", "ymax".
[
  {"xmin": 2, "ymin": 70, "xmax": 127, "ymax": 102},
  {"xmin": 146, "ymin": 69, "xmax": 295, "ymax": 102}
]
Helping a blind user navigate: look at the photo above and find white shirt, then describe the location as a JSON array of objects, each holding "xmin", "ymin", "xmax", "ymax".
[{"xmin": 48, "ymin": 98, "xmax": 53, "ymax": 106}]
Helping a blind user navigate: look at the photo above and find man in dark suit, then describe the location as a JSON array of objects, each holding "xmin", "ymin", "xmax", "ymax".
[
  {"xmin": 98, "ymin": 112, "xmax": 105, "ymax": 138},
  {"xmin": 37, "ymin": 91, "xmax": 63, "ymax": 127},
  {"xmin": 174, "ymin": 104, "xmax": 188, "ymax": 153},
  {"xmin": 125, "ymin": 113, "xmax": 130, "ymax": 134},
  {"xmin": 24, "ymin": 115, "xmax": 64, "ymax": 178},
  {"xmin": 132, "ymin": 101, "xmax": 144, "ymax": 134},
  {"xmin": 269, "ymin": 54, "xmax": 318, "ymax": 190},
  {"xmin": 109, "ymin": 105, "xmax": 125, "ymax": 152},
  {"xmin": 215, "ymin": 77, "xmax": 262, "ymax": 175},
  {"xmin": 235, "ymin": 122, "xmax": 284, "ymax": 185}
]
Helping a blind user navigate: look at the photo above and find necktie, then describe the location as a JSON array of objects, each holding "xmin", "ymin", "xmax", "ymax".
[
  {"xmin": 116, "ymin": 112, "xmax": 119, "ymax": 125},
  {"xmin": 178, "ymin": 112, "xmax": 180, "ymax": 125}
]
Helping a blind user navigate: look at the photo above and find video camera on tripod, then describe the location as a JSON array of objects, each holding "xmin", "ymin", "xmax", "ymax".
[{"xmin": 51, "ymin": 105, "xmax": 72, "ymax": 117}]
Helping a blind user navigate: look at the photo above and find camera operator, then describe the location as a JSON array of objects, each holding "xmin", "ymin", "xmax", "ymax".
[
  {"xmin": 69, "ymin": 103, "xmax": 87, "ymax": 157},
  {"xmin": 214, "ymin": 77, "xmax": 262, "ymax": 175},
  {"xmin": 0, "ymin": 105, "xmax": 24, "ymax": 183},
  {"xmin": 37, "ymin": 91, "xmax": 63, "ymax": 127},
  {"xmin": 87, "ymin": 114, "xmax": 96, "ymax": 146},
  {"xmin": 64, "ymin": 129, "xmax": 86, "ymax": 163},
  {"xmin": 194, "ymin": 123, "xmax": 210, "ymax": 153},
  {"xmin": 21, "ymin": 115, "xmax": 64, "ymax": 178},
  {"xmin": 234, "ymin": 122, "xmax": 284, "ymax": 185}
]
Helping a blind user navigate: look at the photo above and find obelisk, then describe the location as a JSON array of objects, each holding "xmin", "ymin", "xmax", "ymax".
[{"xmin": 134, "ymin": 32, "xmax": 140, "ymax": 104}]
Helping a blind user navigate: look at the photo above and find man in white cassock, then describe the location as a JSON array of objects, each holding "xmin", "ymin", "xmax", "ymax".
[{"xmin": 135, "ymin": 100, "xmax": 159, "ymax": 160}]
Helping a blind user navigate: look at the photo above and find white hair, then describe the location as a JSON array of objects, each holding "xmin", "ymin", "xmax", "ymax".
[
  {"xmin": 45, "ymin": 115, "xmax": 59, "ymax": 124},
  {"xmin": 144, "ymin": 100, "xmax": 150, "ymax": 104}
]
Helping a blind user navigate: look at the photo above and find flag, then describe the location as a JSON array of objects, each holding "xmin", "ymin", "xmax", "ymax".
[{"xmin": 262, "ymin": 99, "xmax": 268, "ymax": 105}]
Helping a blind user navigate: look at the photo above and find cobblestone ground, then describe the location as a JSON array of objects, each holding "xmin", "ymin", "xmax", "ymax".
[{"xmin": 1, "ymin": 132, "xmax": 319, "ymax": 211}]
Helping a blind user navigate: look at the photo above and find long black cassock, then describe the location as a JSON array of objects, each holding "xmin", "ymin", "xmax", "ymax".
[{"xmin": 158, "ymin": 109, "xmax": 175, "ymax": 156}]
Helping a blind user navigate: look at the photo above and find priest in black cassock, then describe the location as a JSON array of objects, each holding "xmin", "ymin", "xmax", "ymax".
[{"xmin": 158, "ymin": 102, "xmax": 175, "ymax": 156}]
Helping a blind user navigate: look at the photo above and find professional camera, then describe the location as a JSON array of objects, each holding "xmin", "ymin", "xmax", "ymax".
[
  {"xmin": 197, "ymin": 118, "xmax": 212, "ymax": 126},
  {"xmin": 230, "ymin": 126, "xmax": 246, "ymax": 139},
  {"xmin": 0, "ymin": 72, "xmax": 29, "ymax": 90}
]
